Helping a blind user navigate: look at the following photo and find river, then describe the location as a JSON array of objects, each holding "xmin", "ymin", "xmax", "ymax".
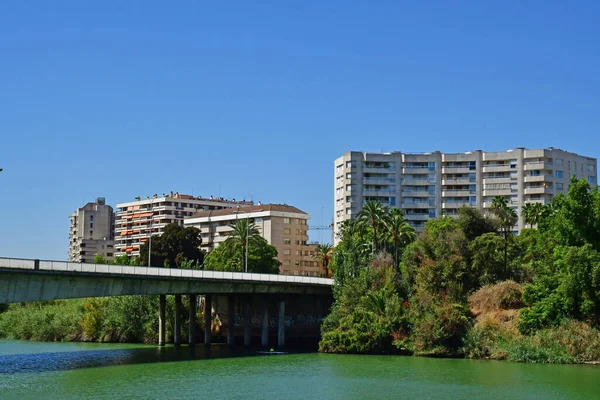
[{"xmin": 0, "ymin": 340, "xmax": 598, "ymax": 399}]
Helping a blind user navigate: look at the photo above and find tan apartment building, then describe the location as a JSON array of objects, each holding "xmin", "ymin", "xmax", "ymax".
[
  {"xmin": 184, "ymin": 204, "xmax": 321, "ymax": 276},
  {"xmin": 334, "ymin": 147, "xmax": 597, "ymax": 244},
  {"xmin": 69, "ymin": 197, "xmax": 115, "ymax": 263},
  {"xmin": 115, "ymin": 192, "xmax": 253, "ymax": 258}
]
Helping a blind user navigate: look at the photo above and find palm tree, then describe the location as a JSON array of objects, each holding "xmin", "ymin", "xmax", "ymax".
[
  {"xmin": 521, "ymin": 203, "xmax": 534, "ymax": 228},
  {"xmin": 383, "ymin": 208, "xmax": 416, "ymax": 270},
  {"xmin": 357, "ymin": 201, "xmax": 387, "ymax": 253},
  {"xmin": 491, "ymin": 196, "xmax": 518, "ymax": 277},
  {"xmin": 223, "ymin": 219, "xmax": 262, "ymax": 272},
  {"xmin": 313, "ymin": 243, "xmax": 334, "ymax": 277}
]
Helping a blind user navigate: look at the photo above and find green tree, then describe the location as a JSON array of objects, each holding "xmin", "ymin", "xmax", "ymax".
[
  {"xmin": 383, "ymin": 208, "xmax": 415, "ymax": 270},
  {"xmin": 93, "ymin": 254, "xmax": 107, "ymax": 264},
  {"xmin": 139, "ymin": 223, "xmax": 204, "ymax": 268},
  {"xmin": 491, "ymin": 196, "xmax": 518, "ymax": 275},
  {"xmin": 358, "ymin": 201, "xmax": 387, "ymax": 253},
  {"xmin": 313, "ymin": 243, "xmax": 334, "ymax": 277},
  {"xmin": 222, "ymin": 219, "xmax": 262, "ymax": 272},
  {"xmin": 204, "ymin": 237, "xmax": 281, "ymax": 274},
  {"xmin": 456, "ymin": 206, "xmax": 497, "ymax": 241}
]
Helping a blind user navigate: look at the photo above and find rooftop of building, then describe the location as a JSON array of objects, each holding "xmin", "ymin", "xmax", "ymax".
[
  {"xmin": 117, "ymin": 191, "xmax": 255, "ymax": 207},
  {"xmin": 188, "ymin": 203, "xmax": 309, "ymax": 219},
  {"xmin": 342, "ymin": 147, "xmax": 596, "ymax": 159}
]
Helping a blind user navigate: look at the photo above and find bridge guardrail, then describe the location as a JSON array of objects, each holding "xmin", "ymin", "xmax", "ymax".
[{"xmin": 0, "ymin": 257, "xmax": 332, "ymax": 286}]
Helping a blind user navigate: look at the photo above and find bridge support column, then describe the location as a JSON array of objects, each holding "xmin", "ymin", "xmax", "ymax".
[
  {"xmin": 204, "ymin": 295, "xmax": 212, "ymax": 346},
  {"xmin": 261, "ymin": 299, "xmax": 269, "ymax": 348},
  {"xmin": 278, "ymin": 299, "xmax": 285, "ymax": 348},
  {"xmin": 174, "ymin": 294, "xmax": 182, "ymax": 346},
  {"xmin": 189, "ymin": 294, "xmax": 197, "ymax": 346},
  {"xmin": 227, "ymin": 295, "xmax": 235, "ymax": 346},
  {"xmin": 158, "ymin": 294, "xmax": 166, "ymax": 346},
  {"xmin": 244, "ymin": 299, "xmax": 251, "ymax": 348}
]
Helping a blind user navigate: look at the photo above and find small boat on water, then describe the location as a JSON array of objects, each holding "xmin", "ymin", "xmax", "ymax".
[{"xmin": 257, "ymin": 349, "xmax": 288, "ymax": 355}]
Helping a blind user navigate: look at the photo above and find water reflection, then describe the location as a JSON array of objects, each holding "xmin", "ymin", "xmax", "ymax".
[{"xmin": 0, "ymin": 344, "xmax": 274, "ymax": 374}]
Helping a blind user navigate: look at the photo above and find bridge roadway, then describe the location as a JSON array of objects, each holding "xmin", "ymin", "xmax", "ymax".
[{"xmin": 0, "ymin": 257, "xmax": 333, "ymax": 348}]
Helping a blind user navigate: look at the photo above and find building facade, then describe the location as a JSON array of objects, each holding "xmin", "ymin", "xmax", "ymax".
[
  {"xmin": 69, "ymin": 197, "xmax": 115, "ymax": 263},
  {"xmin": 115, "ymin": 192, "xmax": 253, "ymax": 258},
  {"xmin": 184, "ymin": 204, "xmax": 320, "ymax": 276},
  {"xmin": 334, "ymin": 148, "xmax": 597, "ymax": 244}
]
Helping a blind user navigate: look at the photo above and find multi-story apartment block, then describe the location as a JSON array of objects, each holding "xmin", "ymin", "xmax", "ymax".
[
  {"xmin": 334, "ymin": 148, "xmax": 597, "ymax": 244},
  {"xmin": 69, "ymin": 197, "xmax": 115, "ymax": 263},
  {"xmin": 115, "ymin": 192, "xmax": 253, "ymax": 258},
  {"xmin": 184, "ymin": 204, "xmax": 320, "ymax": 276}
]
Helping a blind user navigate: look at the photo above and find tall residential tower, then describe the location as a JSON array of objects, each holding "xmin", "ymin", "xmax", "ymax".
[
  {"xmin": 69, "ymin": 197, "xmax": 115, "ymax": 263},
  {"xmin": 333, "ymin": 148, "xmax": 597, "ymax": 244}
]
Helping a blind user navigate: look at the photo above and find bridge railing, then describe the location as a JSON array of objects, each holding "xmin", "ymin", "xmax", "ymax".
[{"xmin": 0, "ymin": 257, "xmax": 333, "ymax": 286}]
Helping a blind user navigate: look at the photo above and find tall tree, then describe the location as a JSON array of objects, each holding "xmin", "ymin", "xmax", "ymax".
[
  {"xmin": 383, "ymin": 208, "xmax": 415, "ymax": 270},
  {"xmin": 521, "ymin": 203, "xmax": 534, "ymax": 228},
  {"xmin": 358, "ymin": 201, "xmax": 387, "ymax": 253},
  {"xmin": 313, "ymin": 243, "xmax": 334, "ymax": 277},
  {"xmin": 204, "ymin": 237, "xmax": 281, "ymax": 274},
  {"xmin": 139, "ymin": 223, "xmax": 203, "ymax": 268},
  {"xmin": 490, "ymin": 196, "xmax": 518, "ymax": 275},
  {"xmin": 223, "ymin": 219, "xmax": 262, "ymax": 272}
]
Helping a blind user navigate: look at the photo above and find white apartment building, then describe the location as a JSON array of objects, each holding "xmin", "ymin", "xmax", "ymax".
[
  {"xmin": 184, "ymin": 204, "xmax": 320, "ymax": 276},
  {"xmin": 69, "ymin": 197, "xmax": 115, "ymax": 263},
  {"xmin": 115, "ymin": 192, "xmax": 253, "ymax": 258},
  {"xmin": 334, "ymin": 147, "xmax": 597, "ymax": 244}
]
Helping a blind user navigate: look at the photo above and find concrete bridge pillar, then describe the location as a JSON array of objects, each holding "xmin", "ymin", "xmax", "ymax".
[
  {"xmin": 227, "ymin": 295, "xmax": 235, "ymax": 346},
  {"xmin": 278, "ymin": 299, "xmax": 285, "ymax": 348},
  {"xmin": 174, "ymin": 294, "xmax": 182, "ymax": 346},
  {"xmin": 204, "ymin": 295, "xmax": 212, "ymax": 346},
  {"xmin": 244, "ymin": 299, "xmax": 251, "ymax": 348},
  {"xmin": 189, "ymin": 294, "xmax": 197, "ymax": 346},
  {"xmin": 158, "ymin": 294, "xmax": 166, "ymax": 346},
  {"xmin": 261, "ymin": 299, "xmax": 269, "ymax": 348}
]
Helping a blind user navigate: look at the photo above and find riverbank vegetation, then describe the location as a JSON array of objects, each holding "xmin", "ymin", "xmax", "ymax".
[{"xmin": 320, "ymin": 177, "xmax": 600, "ymax": 363}]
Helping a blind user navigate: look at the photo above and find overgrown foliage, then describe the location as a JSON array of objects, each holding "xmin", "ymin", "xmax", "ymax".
[{"xmin": 321, "ymin": 179, "xmax": 600, "ymax": 363}]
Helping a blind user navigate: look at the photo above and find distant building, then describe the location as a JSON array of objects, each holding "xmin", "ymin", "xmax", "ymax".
[
  {"xmin": 69, "ymin": 197, "xmax": 115, "ymax": 263},
  {"xmin": 334, "ymin": 147, "xmax": 597, "ymax": 244},
  {"xmin": 114, "ymin": 192, "xmax": 253, "ymax": 258},
  {"xmin": 184, "ymin": 204, "xmax": 320, "ymax": 276}
]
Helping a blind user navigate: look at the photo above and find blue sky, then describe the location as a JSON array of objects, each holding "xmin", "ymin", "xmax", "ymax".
[{"xmin": 1, "ymin": 1, "xmax": 599, "ymax": 260}]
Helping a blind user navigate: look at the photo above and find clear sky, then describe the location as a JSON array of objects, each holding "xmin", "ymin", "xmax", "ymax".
[{"xmin": 1, "ymin": 1, "xmax": 599, "ymax": 260}]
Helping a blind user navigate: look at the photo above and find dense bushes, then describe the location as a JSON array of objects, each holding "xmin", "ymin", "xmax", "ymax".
[{"xmin": 0, "ymin": 296, "xmax": 164, "ymax": 343}]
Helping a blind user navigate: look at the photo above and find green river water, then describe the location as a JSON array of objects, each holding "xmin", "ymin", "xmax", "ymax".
[{"xmin": 0, "ymin": 340, "xmax": 598, "ymax": 399}]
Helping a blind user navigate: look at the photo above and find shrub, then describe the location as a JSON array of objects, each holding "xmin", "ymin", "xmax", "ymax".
[{"xmin": 469, "ymin": 281, "xmax": 524, "ymax": 315}]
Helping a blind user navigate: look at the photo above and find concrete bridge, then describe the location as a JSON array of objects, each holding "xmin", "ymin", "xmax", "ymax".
[{"xmin": 0, "ymin": 257, "xmax": 333, "ymax": 349}]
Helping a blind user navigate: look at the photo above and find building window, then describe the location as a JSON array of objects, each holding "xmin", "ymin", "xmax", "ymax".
[
  {"xmin": 283, "ymin": 260, "xmax": 290, "ymax": 266},
  {"xmin": 283, "ymin": 217, "xmax": 290, "ymax": 224},
  {"xmin": 589, "ymin": 176, "xmax": 596, "ymax": 185},
  {"xmin": 107, "ymin": 253, "xmax": 113, "ymax": 257},
  {"xmin": 284, "ymin": 239, "xmax": 291, "ymax": 245},
  {"xmin": 556, "ymin": 183, "xmax": 564, "ymax": 191},
  {"xmin": 428, "ymin": 162, "xmax": 436, "ymax": 171},
  {"xmin": 555, "ymin": 159, "xmax": 563, "ymax": 166},
  {"xmin": 588, "ymin": 165, "xmax": 595, "ymax": 172},
  {"xmin": 90, "ymin": 223, "xmax": 93, "ymax": 228},
  {"xmin": 283, "ymin": 228, "xmax": 291, "ymax": 235},
  {"xmin": 469, "ymin": 161, "xmax": 476, "ymax": 170},
  {"xmin": 90, "ymin": 230, "xmax": 93, "ymax": 236},
  {"xmin": 283, "ymin": 249, "xmax": 291, "ymax": 255},
  {"xmin": 90, "ymin": 215, "xmax": 94, "ymax": 221},
  {"xmin": 556, "ymin": 171, "xmax": 563, "ymax": 179}
]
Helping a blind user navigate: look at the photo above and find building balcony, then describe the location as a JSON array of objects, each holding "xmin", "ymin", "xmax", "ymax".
[
  {"xmin": 442, "ymin": 190, "xmax": 471, "ymax": 197},
  {"xmin": 524, "ymin": 186, "xmax": 552, "ymax": 195},
  {"xmin": 363, "ymin": 166, "xmax": 395, "ymax": 174},
  {"xmin": 404, "ymin": 214, "xmax": 430, "ymax": 221},
  {"xmin": 401, "ymin": 191, "xmax": 431, "ymax": 197},
  {"xmin": 402, "ymin": 167, "xmax": 430, "ymax": 174},
  {"xmin": 402, "ymin": 202, "xmax": 434, "ymax": 209},
  {"xmin": 524, "ymin": 161, "xmax": 553, "ymax": 171},
  {"xmin": 363, "ymin": 177, "xmax": 396, "ymax": 185},
  {"xmin": 482, "ymin": 165, "xmax": 511, "ymax": 173},
  {"xmin": 402, "ymin": 179, "xmax": 431, "ymax": 186},
  {"xmin": 483, "ymin": 189, "xmax": 512, "ymax": 197},
  {"xmin": 442, "ymin": 201, "xmax": 471, "ymax": 209},
  {"xmin": 524, "ymin": 175, "xmax": 553, "ymax": 183},
  {"xmin": 442, "ymin": 166, "xmax": 471, "ymax": 174},
  {"xmin": 524, "ymin": 198, "xmax": 551, "ymax": 205},
  {"xmin": 482, "ymin": 177, "xmax": 511, "ymax": 184},
  {"xmin": 363, "ymin": 189, "xmax": 396, "ymax": 195},
  {"xmin": 442, "ymin": 178, "xmax": 470, "ymax": 185},
  {"xmin": 215, "ymin": 225, "xmax": 232, "ymax": 233}
]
